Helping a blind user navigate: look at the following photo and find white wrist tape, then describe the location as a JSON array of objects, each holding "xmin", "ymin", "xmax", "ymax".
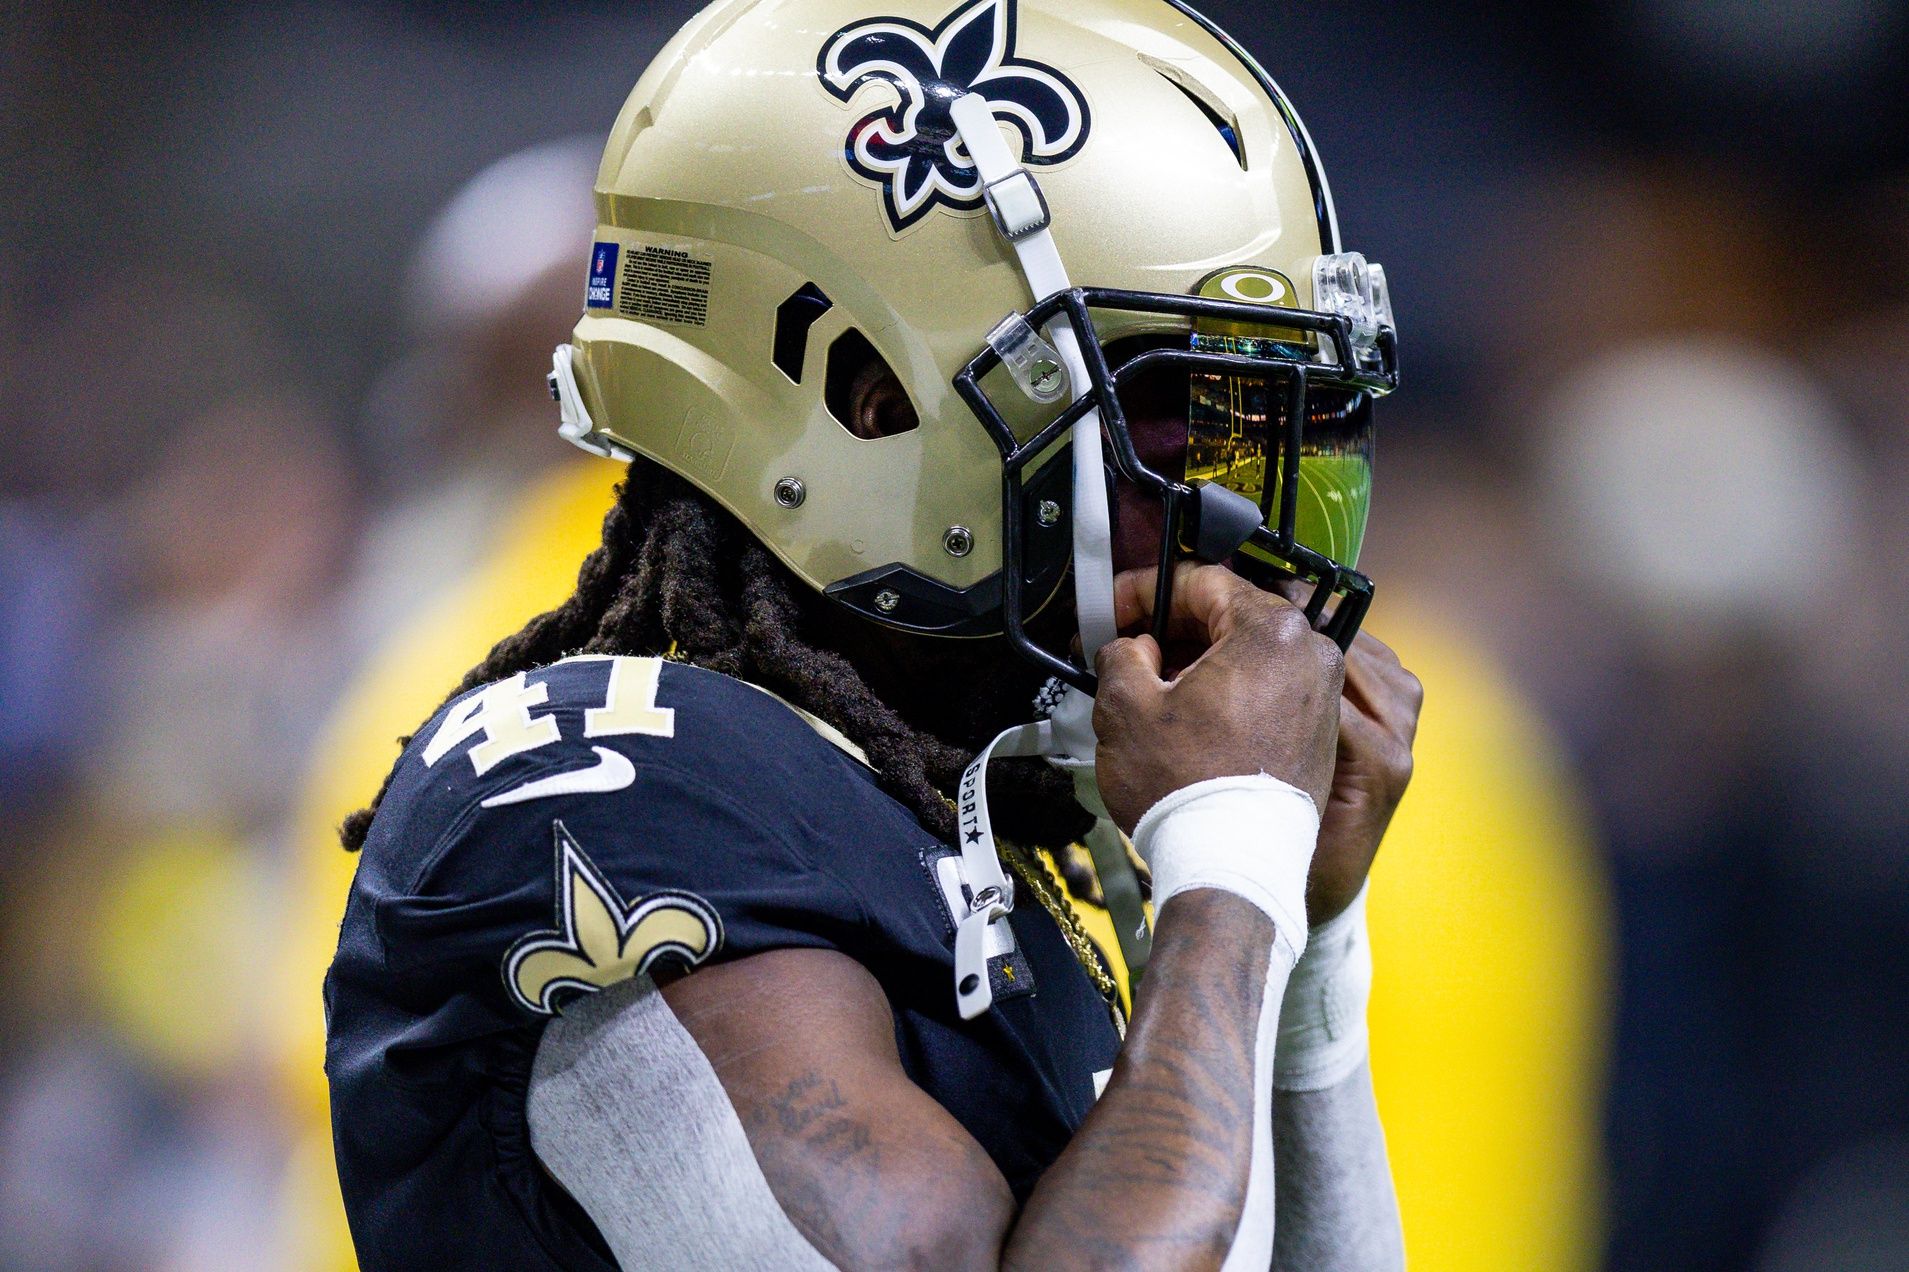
[
  {"xmin": 1275, "ymin": 884, "xmax": 1374, "ymax": 1092},
  {"xmin": 1131, "ymin": 773, "xmax": 1320, "ymax": 970}
]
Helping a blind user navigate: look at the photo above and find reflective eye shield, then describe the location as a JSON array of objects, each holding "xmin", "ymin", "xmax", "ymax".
[{"xmin": 954, "ymin": 284, "xmax": 1399, "ymax": 694}]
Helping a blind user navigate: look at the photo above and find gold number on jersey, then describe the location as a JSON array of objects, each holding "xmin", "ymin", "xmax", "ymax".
[
  {"xmin": 421, "ymin": 657, "xmax": 675, "ymax": 775},
  {"xmin": 423, "ymin": 672, "xmax": 564, "ymax": 775},
  {"xmin": 583, "ymin": 655, "xmax": 676, "ymax": 739}
]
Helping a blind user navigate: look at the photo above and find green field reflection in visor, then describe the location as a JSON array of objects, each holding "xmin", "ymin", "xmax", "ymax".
[{"xmin": 1186, "ymin": 267, "xmax": 1373, "ymax": 572}]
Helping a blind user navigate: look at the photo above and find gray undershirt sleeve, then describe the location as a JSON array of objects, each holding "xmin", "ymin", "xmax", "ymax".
[
  {"xmin": 525, "ymin": 957, "xmax": 1402, "ymax": 1272},
  {"xmin": 1271, "ymin": 1059, "xmax": 1405, "ymax": 1271},
  {"xmin": 526, "ymin": 975, "xmax": 837, "ymax": 1271}
]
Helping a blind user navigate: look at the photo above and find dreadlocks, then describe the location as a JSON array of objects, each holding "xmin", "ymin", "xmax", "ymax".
[{"xmin": 340, "ymin": 458, "xmax": 1094, "ymax": 864}]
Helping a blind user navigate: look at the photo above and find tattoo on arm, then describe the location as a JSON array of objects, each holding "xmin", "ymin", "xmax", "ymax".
[
  {"xmin": 1004, "ymin": 889, "xmax": 1277, "ymax": 1270},
  {"xmin": 670, "ymin": 894, "xmax": 1284, "ymax": 1272},
  {"xmin": 743, "ymin": 1071, "xmax": 882, "ymax": 1255},
  {"xmin": 668, "ymin": 950, "xmax": 1015, "ymax": 1271}
]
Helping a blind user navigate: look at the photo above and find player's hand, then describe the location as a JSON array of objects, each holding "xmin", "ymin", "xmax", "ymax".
[
  {"xmin": 1306, "ymin": 629, "xmax": 1421, "ymax": 926},
  {"xmin": 1093, "ymin": 563, "xmax": 1344, "ymax": 835}
]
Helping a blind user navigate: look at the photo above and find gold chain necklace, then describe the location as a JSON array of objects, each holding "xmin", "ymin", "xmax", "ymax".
[{"xmin": 997, "ymin": 838, "xmax": 1128, "ymax": 1038}]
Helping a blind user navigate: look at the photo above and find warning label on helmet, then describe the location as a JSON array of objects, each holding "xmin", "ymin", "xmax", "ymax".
[{"xmin": 617, "ymin": 245, "xmax": 712, "ymax": 328}]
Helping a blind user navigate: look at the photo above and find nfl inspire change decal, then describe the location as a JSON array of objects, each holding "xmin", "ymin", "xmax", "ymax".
[{"xmin": 819, "ymin": 0, "xmax": 1089, "ymax": 233}]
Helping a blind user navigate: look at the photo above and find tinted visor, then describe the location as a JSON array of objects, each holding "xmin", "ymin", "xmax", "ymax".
[
  {"xmin": 952, "ymin": 279, "xmax": 1396, "ymax": 693},
  {"xmin": 1185, "ymin": 331, "xmax": 1374, "ymax": 572}
]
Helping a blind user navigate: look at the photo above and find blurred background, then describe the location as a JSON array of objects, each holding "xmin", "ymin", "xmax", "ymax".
[{"xmin": 3, "ymin": 1, "xmax": 1906, "ymax": 1268}]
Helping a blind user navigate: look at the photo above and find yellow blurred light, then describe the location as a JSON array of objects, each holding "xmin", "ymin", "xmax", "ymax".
[{"xmin": 89, "ymin": 823, "xmax": 266, "ymax": 1081}]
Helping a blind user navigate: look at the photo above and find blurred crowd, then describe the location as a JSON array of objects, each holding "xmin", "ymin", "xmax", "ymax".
[{"xmin": 1, "ymin": 2, "xmax": 1904, "ymax": 1269}]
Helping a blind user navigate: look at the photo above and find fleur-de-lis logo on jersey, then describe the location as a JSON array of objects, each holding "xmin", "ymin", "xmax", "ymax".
[
  {"xmin": 503, "ymin": 822, "xmax": 723, "ymax": 1015},
  {"xmin": 818, "ymin": 0, "xmax": 1090, "ymax": 233}
]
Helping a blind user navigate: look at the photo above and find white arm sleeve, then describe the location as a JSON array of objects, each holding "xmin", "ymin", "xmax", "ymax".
[
  {"xmin": 1276, "ymin": 888, "xmax": 1374, "ymax": 1093},
  {"xmin": 1273, "ymin": 1063, "xmax": 1405, "ymax": 1272},
  {"xmin": 527, "ymin": 976, "xmax": 836, "ymax": 1272},
  {"xmin": 1271, "ymin": 892, "xmax": 1404, "ymax": 1271}
]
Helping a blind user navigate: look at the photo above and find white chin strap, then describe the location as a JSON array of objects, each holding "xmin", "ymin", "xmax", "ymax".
[
  {"xmin": 947, "ymin": 93, "xmax": 1129, "ymax": 1020},
  {"xmin": 949, "ymin": 93, "xmax": 1118, "ymax": 667}
]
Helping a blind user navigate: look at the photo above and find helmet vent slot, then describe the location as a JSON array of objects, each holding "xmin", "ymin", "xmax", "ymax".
[
  {"xmin": 772, "ymin": 283, "xmax": 833, "ymax": 384},
  {"xmin": 1149, "ymin": 65, "xmax": 1245, "ymax": 170},
  {"xmin": 825, "ymin": 330, "xmax": 920, "ymax": 440}
]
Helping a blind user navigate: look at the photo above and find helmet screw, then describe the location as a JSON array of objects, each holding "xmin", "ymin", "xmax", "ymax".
[
  {"xmin": 1030, "ymin": 359, "xmax": 1062, "ymax": 397},
  {"xmin": 773, "ymin": 476, "xmax": 806, "ymax": 509},
  {"xmin": 1036, "ymin": 499, "xmax": 1062, "ymax": 527},
  {"xmin": 942, "ymin": 525, "xmax": 974, "ymax": 557},
  {"xmin": 873, "ymin": 588, "xmax": 901, "ymax": 614}
]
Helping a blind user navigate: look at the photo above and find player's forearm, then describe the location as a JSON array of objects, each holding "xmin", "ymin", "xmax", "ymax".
[
  {"xmin": 1002, "ymin": 889, "xmax": 1291, "ymax": 1271},
  {"xmin": 1272, "ymin": 1062, "xmax": 1402, "ymax": 1271},
  {"xmin": 1269, "ymin": 887, "xmax": 1401, "ymax": 1271}
]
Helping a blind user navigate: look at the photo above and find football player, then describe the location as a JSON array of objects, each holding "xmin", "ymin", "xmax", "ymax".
[{"xmin": 325, "ymin": 0, "xmax": 1420, "ymax": 1267}]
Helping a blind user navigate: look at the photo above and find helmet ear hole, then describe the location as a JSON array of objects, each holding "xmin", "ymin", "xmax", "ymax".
[{"xmin": 824, "ymin": 330, "xmax": 920, "ymax": 440}]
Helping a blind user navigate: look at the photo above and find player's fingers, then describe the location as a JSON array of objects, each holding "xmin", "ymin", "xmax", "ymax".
[
  {"xmin": 1096, "ymin": 632, "xmax": 1165, "ymax": 694},
  {"xmin": 1093, "ymin": 634, "xmax": 1167, "ymax": 752},
  {"xmin": 1113, "ymin": 562, "xmax": 1273, "ymax": 646},
  {"xmin": 1094, "ymin": 630, "xmax": 1161, "ymax": 707},
  {"xmin": 1348, "ymin": 628, "xmax": 1403, "ymax": 669},
  {"xmin": 1341, "ymin": 641, "xmax": 1423, "ymax": 745},
  {"xmin": 1334, "ymin": 694, "xmax": 1382, "ymax": 763},
  {"xmin": 1113, "ymin": 562, "xmax": 1214, "ymax": 635},
  {"xmin": 1341, "ymin": 638, "xmax": 1384, "ymax": 717},
  {"xmin": 1111, "ymin": 565, "xmax": 1164, "ymax": 631}
]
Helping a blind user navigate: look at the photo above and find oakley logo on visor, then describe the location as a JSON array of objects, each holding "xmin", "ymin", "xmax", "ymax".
[{"xmin": 1211, "ymin": 269, "xmax": 1290, "ymax": 305}]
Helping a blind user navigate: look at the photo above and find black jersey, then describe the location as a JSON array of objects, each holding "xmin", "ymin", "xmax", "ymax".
[{"xmin": 325, "ymin": 655, "xmax": 1121, "ymax": 1269}]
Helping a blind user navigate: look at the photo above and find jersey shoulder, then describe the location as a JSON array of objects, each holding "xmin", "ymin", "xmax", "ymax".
[
  {"xmin": 324, "ymin": 657, "xmax": 1122, "ymax": 1264},
  {"xmin": 378, "ymin": 656, "xmax": 880, "ymax": 855},
  {"xmin": 346, "ymin": 656, "xmax": 947, "ymax": 1017}
]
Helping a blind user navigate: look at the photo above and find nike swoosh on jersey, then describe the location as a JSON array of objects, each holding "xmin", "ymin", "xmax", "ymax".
[{"xmin": 481, "ymin": 746, "xmax": 637, "ymax": 808}]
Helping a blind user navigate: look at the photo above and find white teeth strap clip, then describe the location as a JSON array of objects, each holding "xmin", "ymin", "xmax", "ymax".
[{"xmin": 952, "ymin": 718, "xmax": 1054, "ymax": 1018}]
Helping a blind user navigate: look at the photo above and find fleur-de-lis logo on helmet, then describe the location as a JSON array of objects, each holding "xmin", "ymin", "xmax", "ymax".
[
  {"xmin": 819, "ymin": 0, "xmax": 1090, "ymax": 233},
  {"xmin": 503, "ymin": 822, "xmax": 723, "ymax": 1015}
]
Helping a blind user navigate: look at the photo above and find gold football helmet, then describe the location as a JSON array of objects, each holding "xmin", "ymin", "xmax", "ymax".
[{"xmin": 552, "ymin": 0, "xmax": 1398, "ymax": 690}]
